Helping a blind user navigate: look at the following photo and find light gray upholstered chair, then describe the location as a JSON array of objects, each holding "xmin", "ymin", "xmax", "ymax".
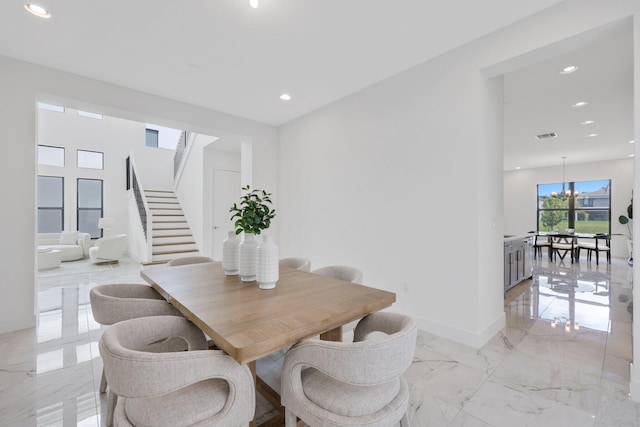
[
  {"xmin": 281, "ymin": 312, "xmax": 417, "ymax": 427},
  {"xmin": 312, "ymin": 265, "xmax": 364, "ymax": 337},
  {"xmin": 166, "ymin": 256, "xmax": 215, "ymax": 266},
  {"xmin": 100, "ymin": 316, "xmax": 255, "ymax": 427},
  {"xmin": 90, "ymin": 284, "xmax": 182, "ymax": 426},
  {"xmin": 311, "ymin": 265, "xmax": 363, "ymax": 284},
  {"xmin": 279, "ymin": 257, "xmax": 311, "ymax": 272}
]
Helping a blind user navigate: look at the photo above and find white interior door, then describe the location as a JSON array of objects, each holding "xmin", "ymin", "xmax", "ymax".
[{"xmin": 212, "ymin": 169, "xmax": 241, "ymax": 260}]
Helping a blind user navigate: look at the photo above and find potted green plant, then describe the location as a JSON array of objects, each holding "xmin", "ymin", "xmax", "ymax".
[
  {"xmin": 229, "ymin": 186, "xmax": 276, "ymax": 282},
  {"xmin": 230, "ymin": 185, "xmax": 276, "ymax": 235},
  {"xmin": 618, "ymin": 197, "xmax": 633, "ymax": 266}
]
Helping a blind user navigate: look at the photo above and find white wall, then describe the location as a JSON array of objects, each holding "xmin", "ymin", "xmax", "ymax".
[
  {"xmin": 0, "ymin": 55, "xmax": 278, "ymax": 335},
  {"xmin": 504, "ymin": 158, "xmax": 633, "ymax": 258},
  {"xmin": 278, "ymin": 0, "xmax": 640, "ymax": 350}
]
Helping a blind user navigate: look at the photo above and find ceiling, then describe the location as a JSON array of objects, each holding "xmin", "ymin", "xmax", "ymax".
[
  {"xmin": 1, "ymin": 1, "xmax": 632, "ymax": 170},
  {"xmin": 503, "ymin": 22, "xmax": 634, "ymax": 171},
  {"xmin": 0, "ymin": 0, "xmax": 564, "ymax": 126}
]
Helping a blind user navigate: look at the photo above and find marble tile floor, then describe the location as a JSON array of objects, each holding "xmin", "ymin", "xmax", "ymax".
[{"xmin": 1, "ymin": 255, "xmax": 638, "ymax": 426}]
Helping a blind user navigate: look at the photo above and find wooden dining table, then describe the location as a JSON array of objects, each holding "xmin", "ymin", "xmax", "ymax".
[{"xmin": 141, "ymin": 261, "xmax": 396, "ymax": 426}]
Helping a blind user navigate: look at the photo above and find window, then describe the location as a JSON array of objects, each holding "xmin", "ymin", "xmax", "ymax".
[
  {"xmin": 38, "ymin": 145, "xmax": 65, "ymax": 167},
  {"xmin": 38, "ymin": 176, "xmax": 64, "ymax": 233},
  {"xmin": 77, "ymin": 150, "xmax": 104, "ymax": 169},
  {"xmin": 537, "ymin": 179, "xmax": 611, "ymax": 234},
  {"xmin": 77, "ymin": 179, "xmax": 103, "ymax": 238},
  {"xmin": 145, "ymin": 128, "xmax": 159, "ymax": 147},
  {"xmin": 77, "ymin": 110, "xmax": 103, "ymax": 120},
  {"xmin": 37, "ymin": 102, "xmax": 65, "ymax": 113}
]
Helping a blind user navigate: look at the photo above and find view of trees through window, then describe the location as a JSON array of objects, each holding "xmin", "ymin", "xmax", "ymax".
[{"xmin": 537, "ymin": 179, "xmax": 611, "ymax": 234}]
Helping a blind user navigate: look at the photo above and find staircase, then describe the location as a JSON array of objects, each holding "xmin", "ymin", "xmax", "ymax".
[{"xmin": 144, "ymin": 190, "xmax": 200, "ymax": 265}]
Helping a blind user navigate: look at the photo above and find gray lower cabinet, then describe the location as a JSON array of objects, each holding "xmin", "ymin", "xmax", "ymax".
[{"xmin": 504, "ymin": 237, "xmax": 531, "ymax": 293}]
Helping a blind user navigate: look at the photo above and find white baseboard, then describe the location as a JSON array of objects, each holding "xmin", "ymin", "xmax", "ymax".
[{"xmin": 387, "ymin": 308, "xmax": 506, "ymax": 349}]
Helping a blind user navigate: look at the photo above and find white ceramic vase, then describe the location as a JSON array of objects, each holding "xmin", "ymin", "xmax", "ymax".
[
  {"xmin": 256, "ymin": 235, "xmax": 279, "ymax": 289},
  {"xmin": 239, "ymin": 233, "xmax": 258, "ymax": 282},
  {"xmin": 222, "ymin": 231, "xmax": 240, "ymax": 275}
]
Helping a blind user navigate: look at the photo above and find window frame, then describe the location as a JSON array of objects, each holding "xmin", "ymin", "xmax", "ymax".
[
  {"xmin": 76, "ymin": 178, "xmax": 104, "ymax": 239},
  {"xmin": 37, "ymin": 145, "xmax": 65, "ymax": 167},
  {"xmin": 145, "ymin": 128, "xmax": 159, "ymax": 148},
  {"xmin": 76, "ymin": 149, "xmax": 104, "ymax": 170},
  {"xmin": 537, "ymin": 179, "xmax": 611, "ymax": 234},
  {"xmin": 37, "ymin": 175, "xmax": 64, "ymax": 233}
]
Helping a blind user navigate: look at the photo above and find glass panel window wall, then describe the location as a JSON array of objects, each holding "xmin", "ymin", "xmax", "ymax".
[
  {"xmin": 77, "ymin": 179, "xmax": 103, "ymax": 238},
  {"xmin": 537, "ymin": 179, "xmax": 611, "ymax": 234},
  {"xmin": 38, "ymin": 176, "xmax": 64, "ymax": 233}
]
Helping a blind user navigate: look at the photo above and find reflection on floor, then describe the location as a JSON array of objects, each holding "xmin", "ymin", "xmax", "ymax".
[{"xmin": 0, "ymin": 255, "xmax": 638, "ymax": 426}]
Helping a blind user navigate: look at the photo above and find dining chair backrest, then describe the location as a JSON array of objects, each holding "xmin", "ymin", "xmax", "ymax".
[
  {"xmin": 166, "ymin": 256, "xmax": 215, "ymax": 266},
  {"xmin": 311, "ymin": 265, "xmax": 363, "ymax": 284},
  {"xmin": 281, "ymin": 311, "xmax": 416, "ymax": 426},
  {"xmin": 279, "ymin": 257, "xmax": 311, "ymax": 272}
]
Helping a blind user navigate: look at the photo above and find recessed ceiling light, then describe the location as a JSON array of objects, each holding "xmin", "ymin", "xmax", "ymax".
[
  {"xmin": 515, "ymin": 167, "xmax": 521, "ymax": 170},
  {"xmin": 249, "ymin": 0, "xmax": 259, "ymax": 8},
  {"xmin": 630, "ymin": 140, "xmax": 635, "ymax": 144},
  {"xmin": 587, "ymin": 133, "xmax": 598, "ymax": 137},
  {"xmin": 581, "ymin": 120, "xmax": 595, "ymax": 125},
  {"xmin": 628, "ymin": 154, "xmax": 635, "ymax": 158},
  {"xmin": 279, "ymin": 93, "xmax": 292, "ymax": 101},
  {"xmin": 560, "ymin": 65, "xmax": 578, "ymax": 74},
  {"xmin": 572, "ymin": 101, "xmax": 588, "ymax": 107},
  {"xmin": 24, "ymin": 3, "xmax": 50, "ymax": 18}
]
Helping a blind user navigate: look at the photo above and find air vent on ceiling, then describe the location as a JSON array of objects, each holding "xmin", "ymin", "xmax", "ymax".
[{"xmin": 535, "ymin": 132, "xmax": 558, "ymax": 140}]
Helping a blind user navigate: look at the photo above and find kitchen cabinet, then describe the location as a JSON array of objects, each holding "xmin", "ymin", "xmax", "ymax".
[{"xmin": 504, "ymin": 236, "xmax": 532, "ymax": 293}]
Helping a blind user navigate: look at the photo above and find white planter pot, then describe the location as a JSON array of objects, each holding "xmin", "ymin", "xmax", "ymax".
[
  {"xmin": 239, "ymin": 233, "xmax": 258, "ymax": 282},
  {"xmin": 222, "ymin": 231, "xmax": 240, "ymax": 275},
  {"xmin": 256, "ymin": 235, "xmax": 279, "ymax": 289}
]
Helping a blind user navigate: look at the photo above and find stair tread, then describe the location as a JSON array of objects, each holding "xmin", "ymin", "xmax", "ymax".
[
  {"xmin": 153, "ymin": 220, "xmax": 187, "ymax": 223},
  {"xmin": 153, "ymin": 234, "xmax": 193, "ymax": 238},
  {"xmin": 153, "ymin": 249, "xmax": 199, "ymax": 255},
  {"xmin": 152, "ymin": 228, "xmax": 190, "ymax": 231},
  {"xmin": 142, "ymin": 260, "xmax": 170, "ymax": 266},
  {"xmin": 152, "ymin": 241, "xmax": 196, "ymax": 247},
  {"xmin": 152, "ymin": 214, "xmax": 185, "ymax": 217},
  {"xmin": 145, "ymin": 190, "xmax": 174, "ymax": 193},
  {"xmin": 146, "ymin": 196, "xmax": 178, "ymax": 199}
]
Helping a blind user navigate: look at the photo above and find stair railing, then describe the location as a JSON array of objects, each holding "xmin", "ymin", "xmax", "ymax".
[
  {"xmin": 131, "ymin": 167, "xmax": 147, "ymax": 239},
  {"xmin": 174, "ymin": 130, "xmax": 187, "ymax": 178},
  {"xmin": 128, "ymin": 154, "xmax": 153, "ymax": 262}
]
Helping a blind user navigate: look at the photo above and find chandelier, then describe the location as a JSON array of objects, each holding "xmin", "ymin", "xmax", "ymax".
[{"xmin": 551, "ymin": 156, "xmax": 579, "ymax": 199}]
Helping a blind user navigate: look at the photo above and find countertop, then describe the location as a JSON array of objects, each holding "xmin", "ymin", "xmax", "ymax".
[{"xmin": 503, "ymin": 234, "xmax": 533, "ymax": 242}]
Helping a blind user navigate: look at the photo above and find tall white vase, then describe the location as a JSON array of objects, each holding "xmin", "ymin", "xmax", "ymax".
[
  {"xmin": 222, "ymin": 231, "xmax": 240, "ymax": 275},
  {"xmin": 239, "ymin": 233, "xmax": 258, "ymax": 282},
  {"xmin": 256, "ymin": 235, "xmax": 279, "ymax": 290}
]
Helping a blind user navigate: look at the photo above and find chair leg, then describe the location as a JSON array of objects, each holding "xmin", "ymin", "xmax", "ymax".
[
  {"xmin": 284, "ymin": 408, "xmax": 297, "ymax": 427},
  {"xmin": 106, "ymin": 391, "xmax": 117, "ymax": 427},
  {"xmin": 595, "ymin": 250, "xmax": 599, "ymax": 265},
  {"xmin": 100, "ymin": 368, "xmax": 107, "ymax": 393}
]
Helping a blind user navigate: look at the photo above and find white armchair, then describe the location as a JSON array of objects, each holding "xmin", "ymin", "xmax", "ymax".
[{"xmin": 89, "ymin": 234, "xmax": 127, "ymax": 264}]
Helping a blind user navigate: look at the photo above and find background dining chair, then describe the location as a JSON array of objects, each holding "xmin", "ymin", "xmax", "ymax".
[
  {"xmin": 281, "ymin": 312, "xmax": 417, "ymax": 427},
  {"xmin": 311, "ymin": 265, "xmax": 363, "ymax": 284},
  {"xmin": 279, "ymin": 257, "xmax": 311, "ymax": 272},
  {"xmin": 90, "ymin": 284, "xmax": 182, "ymax": 426},
  {"xmin": 552, "ymin": 235, "xmax": 577, "ymax": 263},
  {"xmin": 99, "ymin": 316, "xmax": 255, "ymax": 427},
  {"xmin": 533, "ymin": 234, "xmax": 552, "ymax": 260},
  {"xmin": 311, "ymin": 265, "xmax": 364, "ymax": 339},
  {"xmin": 577, "ymin": 234, "xmax": 611, "ymax": 265},
  {"xmin": 166, "ymin": 256, "xmax": 215, "ymax": 266}
]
